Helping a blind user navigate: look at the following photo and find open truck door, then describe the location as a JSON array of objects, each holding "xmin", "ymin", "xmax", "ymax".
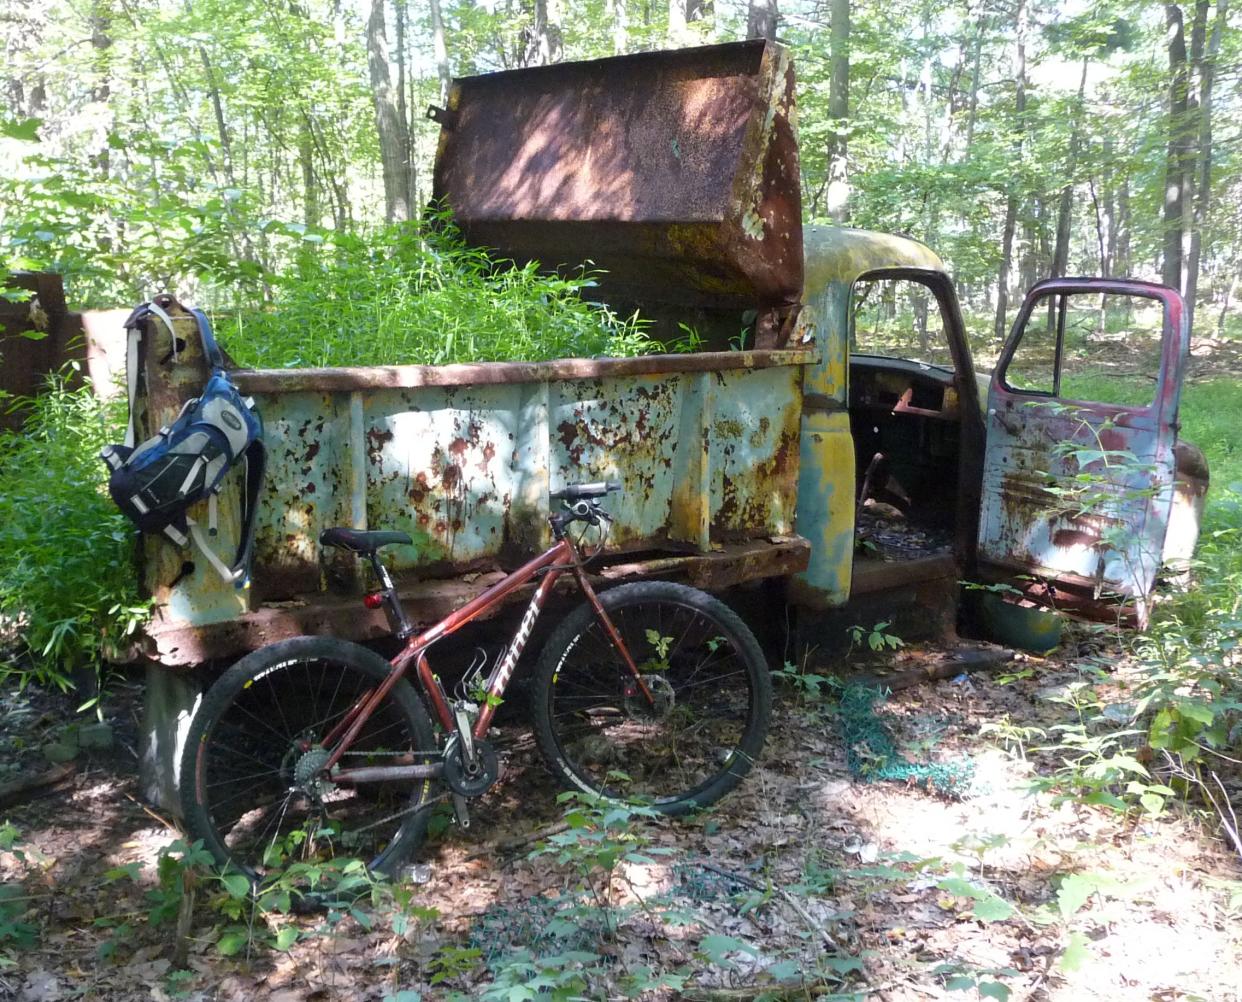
[{"xmin": 976, "ymin": 278, "xmax": 1190, "ymax": 627}]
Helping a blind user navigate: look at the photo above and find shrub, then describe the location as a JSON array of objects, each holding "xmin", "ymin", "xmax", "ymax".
[
  {"xmin": 0, "ymin": 369, "xmax": 149, "ymax": 689},
  {"xmin": 215, "ymin": 220, "xmax": 653, "ymax": 369}
]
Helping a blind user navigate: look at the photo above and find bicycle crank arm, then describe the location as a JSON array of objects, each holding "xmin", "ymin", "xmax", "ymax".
[
  {"xmin": 332, "ymin": 763, "xmax": 444, "ymax": 784},
  {"xmin": 452, "ymin": 793, "xmax": 471, "ymax": 829}
]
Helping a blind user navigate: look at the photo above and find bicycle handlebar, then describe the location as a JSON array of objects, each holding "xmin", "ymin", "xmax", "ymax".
[{"xmin": 550, "ymin": 481, "xmax": 622, "ymax": 501}]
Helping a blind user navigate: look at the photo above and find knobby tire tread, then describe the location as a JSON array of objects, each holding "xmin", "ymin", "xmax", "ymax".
[
  {"xmin": 180, "ymin": 636, "xmax": 436, "ymax": 881},
  {"xmin": 529, "ymin": 581, "xmax": 771, "ymax": 815}
]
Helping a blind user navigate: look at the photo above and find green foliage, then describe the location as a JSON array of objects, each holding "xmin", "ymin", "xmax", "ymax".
[
  {"xmin": 0, "ymin": 369, "xmax": 149, "ymax": 687},
  {"xmin": 849, "ymin": 621, "xmax": 905, "ymax": 654},
  {"xmin": 215, "ymin": 218, "xmax": 654, "ymax": 369},
  {"xmin": 773, "ymin": 659, "xmax": 839, "ymax": 706},
  {"xmin": 1019, "ymin": 378, "xmax": 1242, "ymax": 833},
  {"xmin": 0, "ymin": 823, "xmax": 38, "ymax": 956}
]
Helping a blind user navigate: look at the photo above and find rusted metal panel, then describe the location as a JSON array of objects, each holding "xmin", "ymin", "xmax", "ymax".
[
  {"xmin": 1163, "ymin": 440, "xmax": 1208, "ymax": 583},
  {"xmin": 143, "ymin": 537, "xmax": 810, "ymax": 666},
  {"xmin": 134, "ymin": 327, "xmax": 808, "ymax": 656},
  {"xmin": 231, "ymin": 349, "xmax": 815, "ymax": 394},
  {"xmin": 711, "ymin": 366, "xmax": 802, "ymax": 540},
  {"xmin": 977, "ymin": 278, "xmax": 1190, "ymax": 626},
  {"xmin": 431, "ymin": 40, "xmax": 802, "ymax": 311},
  {"xmin": 0, "ymin": 273, "xmax": 75, "ymax": 431}
]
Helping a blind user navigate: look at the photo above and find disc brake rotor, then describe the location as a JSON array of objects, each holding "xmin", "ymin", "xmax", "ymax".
[{"xmin": 625, "ymin": 674, "xmax": 675, "ymax": 719}]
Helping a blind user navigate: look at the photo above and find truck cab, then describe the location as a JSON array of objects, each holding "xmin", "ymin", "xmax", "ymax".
[{"xmin": 790, "ymin": 229, "xmax": 1207, "ymax": 639}]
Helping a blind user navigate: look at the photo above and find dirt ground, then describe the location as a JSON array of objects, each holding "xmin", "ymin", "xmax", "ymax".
[{"xmin": 0, "ymin": 628, "xmax": 1238, "ymax": 1002}]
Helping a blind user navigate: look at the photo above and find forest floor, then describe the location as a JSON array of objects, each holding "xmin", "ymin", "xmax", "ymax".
[{"xmin": 0, "ymin": 626, "xmax": 1238, "ymax": 1002}]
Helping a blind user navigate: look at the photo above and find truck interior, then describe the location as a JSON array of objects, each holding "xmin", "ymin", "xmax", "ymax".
[{"xmin": 847, "ymin": 271, "xmax": 983, "ymax": 575}]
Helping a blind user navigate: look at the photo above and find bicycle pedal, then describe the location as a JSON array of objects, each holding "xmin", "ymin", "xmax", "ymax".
[{"xmin": 452, "ymin": 793, "xmax": 471, "ymax": 829}]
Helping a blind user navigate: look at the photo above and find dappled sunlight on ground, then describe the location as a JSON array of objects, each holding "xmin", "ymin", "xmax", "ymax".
[{"xmin": 1, "ymin": 644, "xmax": 1239, "ymax": 1000}]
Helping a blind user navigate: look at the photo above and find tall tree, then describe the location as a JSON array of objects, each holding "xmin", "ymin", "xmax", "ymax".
[
  {"xmin": 1162, "ymin": 3, "xmax": 1190, "ymax": 293},
  {"xmin": 606, "ymin": 0, "xmax": 629, "ymax": 53},
  {"xmin": 367, "ymin": 0, "xmax": 412, "ymax": 222},
  {"xmin": 994, "ymin": 0, "xmax": 1027, "ymax": 342},
  {"xmin": 1184, "ymin": 0, "xmax": 1227, "ymax": 330},
  {"xmin": 1050, "ymin": 57, "xmax": 1090, "ymax": 283},
  {"xmin": 747, "ymin": 0, "xmax": 777, "ymax": 41},
  {"xmin": 429, "ymin": 0, "xmax": 451, "ymax": 101},
  {"xmin": 825, "ymin": 0, "xmax": 849, "ymax": 224}
]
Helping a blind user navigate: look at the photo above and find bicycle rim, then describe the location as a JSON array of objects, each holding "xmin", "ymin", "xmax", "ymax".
[
  {"xmin": 540, "ymin": 588, "xmax": 766, "ymax": 808},
  {"xmin": 186, "ymin": 647, "xmax": 434, "ymax": 882}
]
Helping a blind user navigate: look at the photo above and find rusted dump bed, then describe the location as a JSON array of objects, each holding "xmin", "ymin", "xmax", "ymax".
[
  {"xmin": 137, "ymin": 312, "xmax": 811, "ymax": 665},
  {"xmin": 432, "ymin": 40, "xmax": 802, "ymax": 310}
]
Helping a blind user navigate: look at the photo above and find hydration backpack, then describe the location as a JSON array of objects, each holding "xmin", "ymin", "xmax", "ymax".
[{"xmin": 100, "ymin": 300, "xmax": 266, "ymax": 587}]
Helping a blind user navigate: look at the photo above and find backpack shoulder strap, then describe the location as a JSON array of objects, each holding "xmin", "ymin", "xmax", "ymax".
[
  {"xmin": 189, "ymin": 308, "xmax": 226, "ymax": 371},
  {"xmin": 120, "ymin": 299, "xmax": 185, "ymax": 448}
]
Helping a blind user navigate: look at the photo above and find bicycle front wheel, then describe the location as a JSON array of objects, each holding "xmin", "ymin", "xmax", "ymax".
[
  {"xmin": 180, "ymin": 637, "xmax": 438, "ymax": 883},
  {"xmin": 530, "ymin": 581, "xmax": 771, "ymax": 814}
]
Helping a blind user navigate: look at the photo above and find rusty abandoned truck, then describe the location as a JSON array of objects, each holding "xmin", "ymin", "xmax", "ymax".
[{"xmin": 109, "ymin": 40, "xmax": 1204, "ymax": 804}]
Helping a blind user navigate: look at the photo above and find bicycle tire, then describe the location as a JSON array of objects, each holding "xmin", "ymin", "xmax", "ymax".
[
  {"xmin": 180, "ymin": 636, "xmax": 438, "ymax": 883},
  {"xmin": 530, "ymin": 581, "xmax": 771, "ymax": 814}
]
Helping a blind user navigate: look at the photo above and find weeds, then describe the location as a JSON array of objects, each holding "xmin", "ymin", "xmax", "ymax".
[
  {"xmin": 0, "ymin": 368, "xmax": 149, "ymax": 690},
  {"xmin": 216, "ymin": 217, "xmax": 655, "ymax": 370}
]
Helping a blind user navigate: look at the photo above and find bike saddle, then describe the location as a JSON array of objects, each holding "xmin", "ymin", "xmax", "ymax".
[{"xmin": 319, "ymin": 528, "xmax": 412, "ymax": 554}]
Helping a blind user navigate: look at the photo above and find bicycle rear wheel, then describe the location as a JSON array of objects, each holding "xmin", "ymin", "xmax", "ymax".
[
  {"xmin": 530, "ymin": 581, "xmax": 771, "ymax": 814},
  {"xmin": 180, "ymin": 637, "xmax": 438, "ymax": 884}
]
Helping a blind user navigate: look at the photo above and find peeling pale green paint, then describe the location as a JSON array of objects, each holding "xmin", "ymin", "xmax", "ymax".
[
  {"xmin": 802, "ymin": 225, "xmax": 946, "ymax": 288},
  {"xmin": 793, "ymin": 409, "xmax": 854, "ymax": 604},
  {"xmin": 790, "ymin": 226, "xmax": 950, "ymax": 608}
]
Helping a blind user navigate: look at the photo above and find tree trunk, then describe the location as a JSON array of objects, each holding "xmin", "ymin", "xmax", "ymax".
[
  {"xmin": 668, "ymin": 0, "xmax": 687, "ymax": 42},
  {"xmin": 429, "ymin": 0, "xmax": 452, "ymax": 99},
  {"xmin": 746, "ymin": 0, "xmax": 777, "ymax": 40},
  {"xmin": 826, "ymin": 0, "xmax": 850, "ymax": 223},
  {"xmin": 1162, "ymin": 4, "xmax": 1190, "ymax": 293},
  {"xmin": 530, "ymin": 0, "xmax": 563, "ymax": 64},
  {"xmin": 1217, "ymin": 267, "xmax": 1236, "ymax": 336},
  {"xmin": 1050, "ymin": 57, "xmax": 1089, "ymax": 282},
  {"xmin": 1184, "ymin": 0, "xmax": 1226, "ymax": 333},
  {"xmin": 993, "ymin": 0, "xmax": 1026, "ymax": 343},
  {"xmin": 1020, "ymin": 199, "xmax": 1039, "ymax": 293},
  {"xmin": 367, "ymin": 0, "xmax": 412, "ymax": 222},
  {"xmin": 606, "ymin": 0, "xmax": 628, "ymax": 53},
  {"xmin": 963, "ymin": 14, "xmax": 984, "ymax": 155},
  {"xmin": 396, "ymin": 0, "xmax": 417, "ymax": 209},
  {"xmin": 299, "ymin": 129, "xmax": 318, "ymax": 231},
  {"xmin": 90, "ymin": 0, "xmax": 115, "ymax": 256},
  {"xmin": 1117, "ymin": 173, "xmax": 1132, "ymax": 324},
  {"xmin": 1103, "ymin": 136, "xmax": 1116, "ymax": 278}
]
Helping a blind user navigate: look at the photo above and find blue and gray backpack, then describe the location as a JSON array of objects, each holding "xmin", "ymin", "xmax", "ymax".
[{"xmin": 101, "ymin": 300, "xmax": 265, "ymax": 587}]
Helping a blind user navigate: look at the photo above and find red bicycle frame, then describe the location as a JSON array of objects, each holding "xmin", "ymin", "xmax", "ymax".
[{"xmin": 321, "ymin": 534, "xmax": 654, "ymax": 786}]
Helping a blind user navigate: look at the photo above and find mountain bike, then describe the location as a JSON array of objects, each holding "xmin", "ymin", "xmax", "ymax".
[{"xmin": 180, "ymin": 482, "xmax": 772, "ymax": 882}]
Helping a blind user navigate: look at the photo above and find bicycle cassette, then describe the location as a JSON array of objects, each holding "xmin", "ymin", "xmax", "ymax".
[{"xmin": 443, "ymin": 737, "xmax": 500, "ymax": 797}]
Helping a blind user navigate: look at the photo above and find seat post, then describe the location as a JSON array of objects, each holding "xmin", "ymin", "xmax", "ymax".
[{"xmin": 368, "ymin": 551, "xmax": 415, "ymax": 641}]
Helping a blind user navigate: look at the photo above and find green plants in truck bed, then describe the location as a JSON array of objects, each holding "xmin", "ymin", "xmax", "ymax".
[{"xmin": 215, "ymin": 220, "xmax": 652, "ymax": 370}]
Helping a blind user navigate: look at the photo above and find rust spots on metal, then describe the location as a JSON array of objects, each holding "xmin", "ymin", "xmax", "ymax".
[
  {"xmin": 431, "ymin": 40, "xmax": 802, "ymax": 312},
  {"xmin": 366, "ymin": 427, "xmax": 393, "ymax": 464}
]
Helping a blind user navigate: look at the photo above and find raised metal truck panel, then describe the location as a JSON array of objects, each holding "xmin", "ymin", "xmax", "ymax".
[{"xmin": 432, "ymin": 39, "xmax": 803, "ymax": 310}]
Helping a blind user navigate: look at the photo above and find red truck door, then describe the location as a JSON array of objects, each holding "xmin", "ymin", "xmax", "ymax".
[{"xmin": 976, "ymin": 278, "xmax": 1189, "ymax": 627}]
